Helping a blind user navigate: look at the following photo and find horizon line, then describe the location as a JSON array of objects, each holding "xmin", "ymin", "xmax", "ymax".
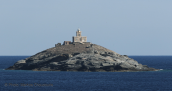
[{"xmin": 0, "ymin": 55, "xmax": 172, "ymax": 56}]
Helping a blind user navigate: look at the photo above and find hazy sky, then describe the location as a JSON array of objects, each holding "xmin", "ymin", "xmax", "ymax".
[{"xmin": 0, "ymin": 0, "xmax": 172, "ymax": 55}]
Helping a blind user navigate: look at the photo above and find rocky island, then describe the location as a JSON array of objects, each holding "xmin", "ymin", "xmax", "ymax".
[{"xmin": 6, "ymin": 29, "xmax": 158, "ymax": 72}]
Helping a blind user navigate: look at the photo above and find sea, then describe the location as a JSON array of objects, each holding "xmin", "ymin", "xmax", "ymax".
[{"xmin": 0, "ymin": 56, "xmax": 172, "ymax": 91}]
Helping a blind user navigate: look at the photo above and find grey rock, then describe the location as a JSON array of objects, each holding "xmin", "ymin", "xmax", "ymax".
[
  {"xmin": 6, "ymin": 43, "xmax": 159, "ymax": 72},
  {"xmin": 15, "ymin": 60, "xmax": 26, "ymax": 64}
]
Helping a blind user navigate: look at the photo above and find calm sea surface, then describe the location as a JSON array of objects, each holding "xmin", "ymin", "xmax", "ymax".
[{"xmin": 1, "ymin": 56, "xmax": 172, "ymax": 91}]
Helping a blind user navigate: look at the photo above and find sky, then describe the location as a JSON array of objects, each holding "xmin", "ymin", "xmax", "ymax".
[{"xmin": 0, "ymin": 0, "xmax": 172, "ymax": 56}]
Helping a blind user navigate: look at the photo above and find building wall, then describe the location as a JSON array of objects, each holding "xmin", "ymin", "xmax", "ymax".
[
  {"xmin": 76, "ymin": 31, "xmax": 81, "ymax": 36},
  {"xmin": 73, "ymin": 29, "xmax": 87, "ymax": 43},
  {"xmin": 73, "ymin": 36, "xmax": 87, "ymax": 42},
  {"xmin": 63, "ymin": 41, "xmax": 72, "ymax": 45}
]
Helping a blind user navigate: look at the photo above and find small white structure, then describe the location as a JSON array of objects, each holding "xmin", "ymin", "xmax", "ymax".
[{"xmin": 73, "ymin": 28, "xmax": 87, "ymax": 43}]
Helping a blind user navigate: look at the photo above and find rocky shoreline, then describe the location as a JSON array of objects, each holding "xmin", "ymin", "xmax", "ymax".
[{"xmin": 6, "ymin": 43, "xmax": 159, "ymax": 72}]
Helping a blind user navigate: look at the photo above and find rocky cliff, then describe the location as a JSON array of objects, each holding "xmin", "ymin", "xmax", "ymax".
[{"xmin": 6, "ymin": 42, "xmax": 158, "ymax": 72}]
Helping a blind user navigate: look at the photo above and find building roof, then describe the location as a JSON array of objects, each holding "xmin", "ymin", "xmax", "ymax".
[{"xmin": 77, "ymin": 28, "xmax": 81, "ymax": 32}]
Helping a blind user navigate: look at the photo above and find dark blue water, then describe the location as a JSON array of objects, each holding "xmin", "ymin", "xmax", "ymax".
[{"xmin": 1, "ymin": 56, "xmax": 172, "ymax": 91}]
